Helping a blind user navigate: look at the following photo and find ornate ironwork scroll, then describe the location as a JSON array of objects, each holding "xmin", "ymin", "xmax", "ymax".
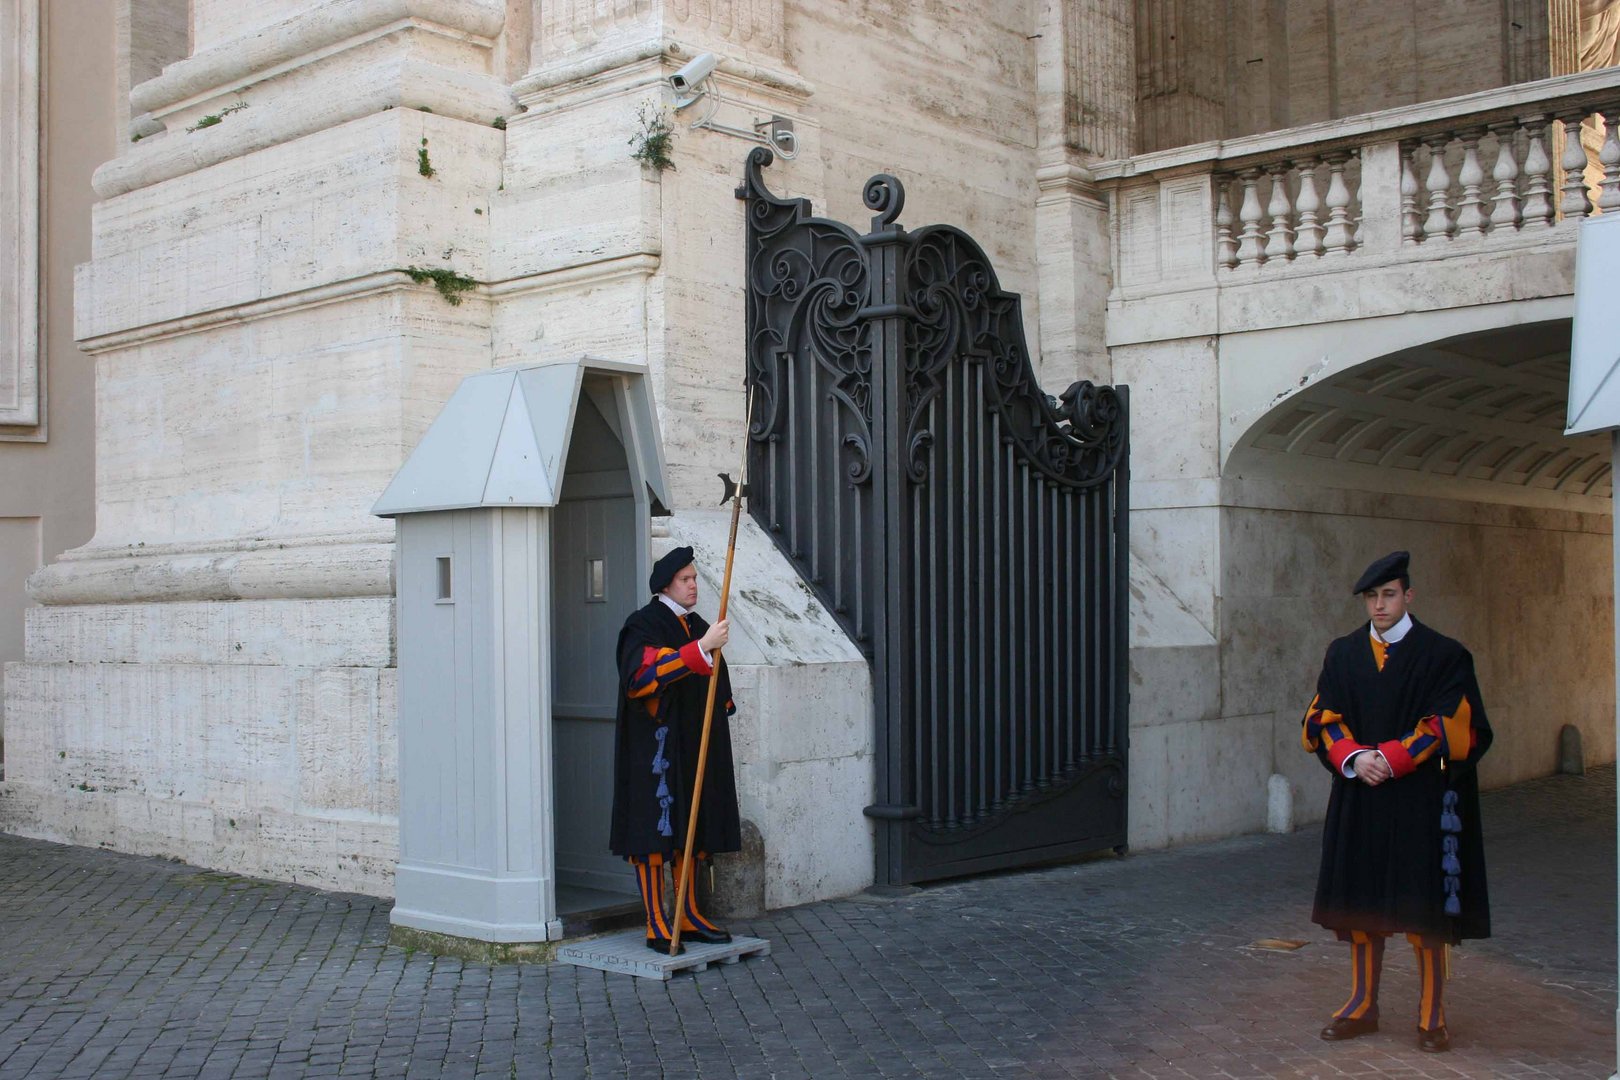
[{"xmin": 739, "ymin": 148, "xmax": 1130, "ymax": 886}]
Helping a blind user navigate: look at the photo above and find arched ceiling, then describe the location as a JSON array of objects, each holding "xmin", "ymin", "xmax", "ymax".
[{"xmin": 1240, "ymin": 323, "xmax": 1611, "ymax": 499}]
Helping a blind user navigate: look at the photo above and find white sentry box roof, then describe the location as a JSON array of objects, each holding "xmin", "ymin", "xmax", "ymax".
[
  {"xmin": 373, "ymin": 356, "xmax": 669, "ymax": 516},
  {"xmin": 1566, "ymin": 213, "xmax": 1620, "ymax": 436}
]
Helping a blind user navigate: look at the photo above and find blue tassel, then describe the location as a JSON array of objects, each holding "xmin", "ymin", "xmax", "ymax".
[
  {"xmin": 1445, "ymin": 894, "xmax": 1461, "ymax": 915},
  {"xmin": 651, "ymin": 726, "xmax": 670, "ymax": 775},
  {"xmin": 1442, "ymin": 853, "xmax": 1461, "ymax": 876},
  {"xmin": 1441, "ymin": 810, "xmax": 1461, "ymax": 833},
  {"xmin": 652, "ymin": 725, "xmax": 674, "ymax": 835}
]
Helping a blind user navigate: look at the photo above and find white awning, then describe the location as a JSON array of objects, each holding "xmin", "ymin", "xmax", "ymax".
[
  {"xmin": 1566, "ymin": 213, "xmax": 1620, "ymax": 436},
  {"xmin": 372, "ymin": 356, "xmax": 668, "ymax": 516}
]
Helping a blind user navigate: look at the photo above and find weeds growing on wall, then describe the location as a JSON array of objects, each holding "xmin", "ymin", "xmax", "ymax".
[
  {"xmin": 401, "ymin": 266, "xmax": 477, "ymax": 306},
  {"xmin": 187, "ymin": 99, "xmax": 248, "ymax": 133},
  {"xmin": 417, "ymin": 138, "xmax": 434, "ymax": 178},
  {"xmin": 629, "ymin": 103, "xmax": 676, "ymax": 172}
]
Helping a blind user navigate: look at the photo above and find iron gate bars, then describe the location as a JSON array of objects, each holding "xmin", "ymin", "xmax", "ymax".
[{"xmin": 738, "ymin": 148, "xmax": 1130, "ymax": 886}]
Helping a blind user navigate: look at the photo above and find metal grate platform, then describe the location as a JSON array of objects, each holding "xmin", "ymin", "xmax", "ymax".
[{"xmin": 555, "ymin": 930, "xmax": 771, "ymax": 981}]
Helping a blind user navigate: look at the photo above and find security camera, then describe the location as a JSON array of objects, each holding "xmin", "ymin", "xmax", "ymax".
[{"xmin": 669, "ymin": 52, "xmax": 718, "ymax": 102}]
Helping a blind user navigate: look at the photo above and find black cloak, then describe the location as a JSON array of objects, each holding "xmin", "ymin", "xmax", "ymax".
[
  {"xmin": 609, "ymin": 599, "xmax": 742, "ymax": 858},
  {"xmin": 1309, "ymin": 618, "xmax": 1493, "ymax": 942}
]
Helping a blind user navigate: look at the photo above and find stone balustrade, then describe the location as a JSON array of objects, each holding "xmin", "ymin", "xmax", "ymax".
[{"xmin": 1093, "ymin": 68, "xmax": 1620, "ymax": 288}]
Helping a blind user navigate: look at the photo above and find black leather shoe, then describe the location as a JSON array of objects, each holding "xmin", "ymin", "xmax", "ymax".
[
  {"xmin": 1319, "ymin": 1016, "xmax": 1379, "ymax": 1041},
  {"xmin": 645, "ymin": 938, "xmax": 683, "ymax": 956},
  {"xmin": 1417, "ymin": 1026, "xmax": 1450, "ymax": 1053},
  {"xmin": 680, "ymin": 926, "xmax": 732, "ymax": 945}
]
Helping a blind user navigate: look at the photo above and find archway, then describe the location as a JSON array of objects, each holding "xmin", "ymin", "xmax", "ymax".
[{"xmin": 1220, "ymin": 319, "xmax": 1614, "ymax": 816}]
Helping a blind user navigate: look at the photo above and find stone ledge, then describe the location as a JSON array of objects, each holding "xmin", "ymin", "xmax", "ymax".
[
  {"xmin": 28, "ymin": 539, "xmax": 395, "ymax": 605},
  {"xmin": 101, "ymin": 46, "xmax": 512, "ymax": 198},
  {"xmin": 131, "ymin": 0, "xmax": 506, "ymax": 116}
]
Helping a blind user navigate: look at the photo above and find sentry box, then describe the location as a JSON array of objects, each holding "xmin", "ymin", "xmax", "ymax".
[{"xmin": 373, "ymin": 358, "xmax": 668, "ymax": 948}]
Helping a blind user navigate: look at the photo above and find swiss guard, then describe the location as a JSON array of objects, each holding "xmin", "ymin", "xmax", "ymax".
[
  {"xmin": 1301, "ymin": 551, "xmax": 1492, "ymax": 1054},
  {"xmin": 610, "ymin": 546, "xmax": 742, "ymax": 954}
]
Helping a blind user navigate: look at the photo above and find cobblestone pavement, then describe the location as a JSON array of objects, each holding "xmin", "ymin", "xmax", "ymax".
[{"xmin": 1, "ymin": 767, "xmax": 1614, "ymax": 1079}]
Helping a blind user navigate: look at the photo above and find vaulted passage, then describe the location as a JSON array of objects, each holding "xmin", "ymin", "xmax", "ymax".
[
  {"xmin": 1221, "ymin": 319, "xmax": 1614, "ymax": 811},
  {"xmin": 1238, "ymin": 322, "xmax": 1610, "ymax": 502}
]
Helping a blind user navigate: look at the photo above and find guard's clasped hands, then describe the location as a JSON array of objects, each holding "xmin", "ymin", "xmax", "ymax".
[{"xmin": 1353, "ymin": 752, "xmax": 1393, "ymax": 786}]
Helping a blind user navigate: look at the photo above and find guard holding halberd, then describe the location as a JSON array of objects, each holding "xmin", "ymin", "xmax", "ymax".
[
  {"xmin": 610, "ymin": 546, "xmax": 742, "ymax": 954},
  {"xmin": 1302, "ymin": 550, "xmax": 1493, "ymax": 1054}
]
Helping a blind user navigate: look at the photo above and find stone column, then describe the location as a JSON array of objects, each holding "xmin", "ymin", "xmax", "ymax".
[
  {"xmin": 1133, "ymin": 0, "xmax": 1226, "ymax": 154},
  {"xmin": 3, "ymin": 0, "xmax": 516, "ymax": 893},
  {"xmin": 500, "ymin": 0, "xmax": 815, "ymax": 509},
  {"xmin": 1035, "ymin": 0, "xmax": 1133, "ymax": 387}
]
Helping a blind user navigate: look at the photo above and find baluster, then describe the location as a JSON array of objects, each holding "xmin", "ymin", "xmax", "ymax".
[
  {"xmin": 1559, "ymin": 110, "xmax": 1593, "ymax": 220},
  {"xmin": 1322, "ymin": 152, "xmax": 1354, "ymax": 254},
  {"xmin": 1215, "ymin": 176, "xmax": 1238, "ymax": 268},
  {"xmin": 1264, "ymin": 163, "xmax": 1296, "ymax": 261},
  {"xmin": 1599, "ymin": 109, "xmax": 1620, "ymax": 212},
  {"xmin": 1400, "ymin": 141, "xmax": 1422, "ymax": 244},
  {"xmin": 1422, "ymin": 133, "xmax": 1456, "ymax": 240},
  {"xmin": 1454, "ymin": 128, "xmax": 1487, "ymax": 236},
  {"xmin": 1487, "ymin": 122, "xmax": 1522, "ymax": 232},
  {"xmin": 1521, "ymin": 116, "xmax": 1555, "ymax": 227},
  {"xmin": 1235, "ymin": 168, "xmax": 1266, "ymax": 266},
  {"xmin": 1293, "ymin": 158, "xmax": 1323, "ymax": 257}
]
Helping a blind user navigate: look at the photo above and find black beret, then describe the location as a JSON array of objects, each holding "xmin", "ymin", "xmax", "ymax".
[
  {"xmin": 1351, "ymin": 550, "xmax": 1410, "ymax": 595},
  {"xmin": 649, "ymin": 546, "xmax": 695, "ymax": 594}
]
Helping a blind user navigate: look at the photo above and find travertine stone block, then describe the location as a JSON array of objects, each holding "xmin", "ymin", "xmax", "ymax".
[
  {"xmin": 24, "ymin": 599, "xmax": 392, "ymax": 667},
  {"xmin": 81, "ymin": 113, "xmax": 503, "ymax": 339}
]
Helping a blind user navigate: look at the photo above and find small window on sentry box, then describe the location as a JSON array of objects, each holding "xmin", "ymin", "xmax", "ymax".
[
  {"xmin": 436, "ymin": 556, "xmax": 453, "ymax": 602},
  {"xmin": 585, "ymin": 558, "xmax": 606, "ymax": 602}
]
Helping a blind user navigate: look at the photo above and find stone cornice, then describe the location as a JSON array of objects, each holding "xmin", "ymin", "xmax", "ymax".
[
  {"xmin": 77, "ymin": 257, "xmax": 663, "ymax": 354},
  {"xmin": 1034, "ymin": 159, "xmax": 1106, "ymax": 211},
  {"xmin": 97, "ymin": 49, "xmax": 515, "ymax": 198},
  {"xmin": 77, "ymin": 272, "xmax": 417, "ymax": 354},
  {"xmin": 513, "ymin": 39, "xmax": 811, "ymax": 104},
  {"xmin": 1092, "ymin": 67, "xmax": 1620, "ymax": 181},
  {"xmin": 130, "ymin": 0, "xmax": 505, "ymax": 116},
  {"xmin": 30, "ymin": 532, "xmax": 397, "ymax": 606}
]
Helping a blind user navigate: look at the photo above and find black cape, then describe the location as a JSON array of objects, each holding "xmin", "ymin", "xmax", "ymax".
[
  {"xmin": 609, "ymin": 599, "xmax": 742, "ymax": 858},
  {"xmin": 1310, "ymin": 618, "xmax": 1493, "ymax": 942}
]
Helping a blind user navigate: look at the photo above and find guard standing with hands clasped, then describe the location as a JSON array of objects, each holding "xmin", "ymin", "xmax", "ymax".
[
  {"xmin": 609, "ymin": 546, "xmax": 742, "ymax": 954},
  {"xmin": 1302, "ymin": 551, "xmax": 1493, "ymax": 1054}
]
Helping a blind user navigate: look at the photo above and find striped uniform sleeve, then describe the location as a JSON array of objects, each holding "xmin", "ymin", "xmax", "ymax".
[
  {"xmin": 1377, "ymin": 695, "xmax": 1475, "ymax": 779},
  {"xmin": 1301, "ymin": 693, "xmax": 1369, "ymax": 774},
  {"xmin": 627, "ymin": 642, "xmax": 714, "ymax": 717}
]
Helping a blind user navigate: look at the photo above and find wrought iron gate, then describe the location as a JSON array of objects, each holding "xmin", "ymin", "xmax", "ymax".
[{"xmin": 738, "ymin": 148, "xmax": 1130, "ymax": 886}]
